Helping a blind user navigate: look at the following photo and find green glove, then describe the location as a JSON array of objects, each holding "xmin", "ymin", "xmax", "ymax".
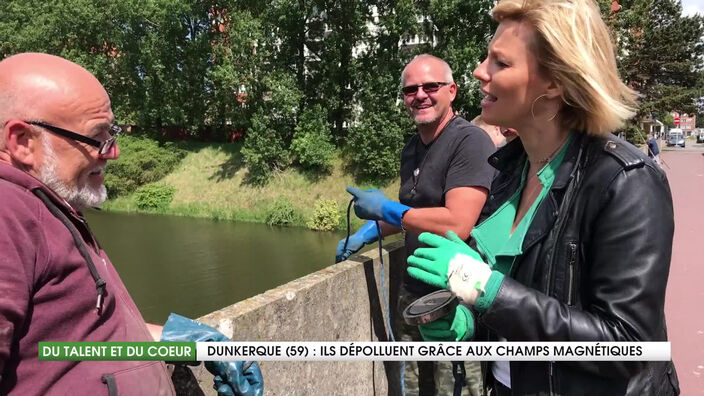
[
  {"xmin": 407, "ymin": 231, "xmax": 483, "ymax": 289},
  {"xmin": 419, "ymin": 305, "xmax": 474, "ymax": 342},
  {"xmin": 407, "ymin": 231, "xmax": 492, "ymax": 305}
]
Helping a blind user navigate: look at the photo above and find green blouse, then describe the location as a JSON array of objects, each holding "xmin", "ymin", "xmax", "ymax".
[{"xmin": 472, "ymin": 133, "xmax": 573, "ymax": 312}]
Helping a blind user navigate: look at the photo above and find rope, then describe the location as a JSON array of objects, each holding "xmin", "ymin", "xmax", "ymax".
[
  {"xmin": 345, "ymin": 199, "xmax": 405, "ymax": 395},
  {"xmin": 374, "ymin": 221, "xmax": 407, "ymax": 396}
]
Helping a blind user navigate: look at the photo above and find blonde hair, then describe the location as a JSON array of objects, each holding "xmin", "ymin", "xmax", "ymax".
[{"xmin": 492, "ymin": 0, "xmax": 638, "ymax": 136}]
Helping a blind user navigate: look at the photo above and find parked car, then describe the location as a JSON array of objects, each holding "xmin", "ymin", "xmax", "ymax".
[
  {"xmin": 667, "ymin": 129, "xmax": 685, "ymax": 147},
  {"xmin": 697, "ymin": 129, "xmax": 704, "ymax": 144}
]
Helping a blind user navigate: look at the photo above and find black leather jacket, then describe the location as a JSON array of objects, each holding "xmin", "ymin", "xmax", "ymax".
[{"xmin": 473, "ymin": 132, "xmax": 679, "ymax": 395}]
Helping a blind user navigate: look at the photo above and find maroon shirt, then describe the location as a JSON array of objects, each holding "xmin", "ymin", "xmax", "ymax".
[{"xmin": 0, "ymin": 164, "xmax": 175, "ymax": 395}]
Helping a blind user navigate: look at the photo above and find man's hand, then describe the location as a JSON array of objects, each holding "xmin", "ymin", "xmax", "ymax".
[
  {"xmin": 407, "ymin": 231, "xmax": 492, "ymax": 305},
  {"xmin": 335, "ymin": 220, "xmax": 379, "ymax": 263},
  {"xmin": 161, "ymin": 313, "xmax": 264, "ymax": 396},
  {"xmin": 346, "ymin": 186, "xmax": 410, "ymax": 228},
  {"xmin": 208, "ymin": 360, "xmax": 263, "ymax": 396},
  {"xmin": 418, "ymin": 305, "xmax": 474, "ymax": 342},
  {"xmin": 145, "ymin": 323, "xmax": 163, "ymax": 341}
]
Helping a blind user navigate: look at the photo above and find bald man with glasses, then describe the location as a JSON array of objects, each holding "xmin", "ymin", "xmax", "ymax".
[
  {"xmin": 0, "ymin": 52, "xmax": 177, "ymax": 396},
  {"xmin": 338, "ymin": 54, "xmax": 496, "ymax": 396},
  {"xmin": 0, "ymin": 53, "xmax": 263, "ymax": 396}
]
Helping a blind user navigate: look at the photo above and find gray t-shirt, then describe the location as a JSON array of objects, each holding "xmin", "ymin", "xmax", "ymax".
[{"xmin": 399, "ymin": 115, "xmax": 496, "ymax": 295}]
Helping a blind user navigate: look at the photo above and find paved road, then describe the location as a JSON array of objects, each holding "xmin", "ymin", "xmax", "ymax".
[
  {"xmin": 661, "ymin": 140, "xmax": 704, "ymax": 153},
  {"xmin": 661, "ymin": 142, "xmax": 704, "ymax": 394}
]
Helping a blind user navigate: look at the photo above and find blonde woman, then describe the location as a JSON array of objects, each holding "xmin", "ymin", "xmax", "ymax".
[{"xmin": 406, "ymin": 0, "xmax": 678, "ymax": 395}]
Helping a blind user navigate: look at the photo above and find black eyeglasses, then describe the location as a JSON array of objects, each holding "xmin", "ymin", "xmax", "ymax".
[
  {"xmin": 401, "ymin": 82, "xmax": 451, "ymax": 96},
  {"xmin": 26, "ymin": 121, "xmax": 122, "ymax": 156}
]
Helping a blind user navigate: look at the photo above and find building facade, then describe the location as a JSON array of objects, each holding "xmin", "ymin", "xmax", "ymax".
[{"xmin": 671, "ymin": 111, "xmax": 697, "ymax": 136}]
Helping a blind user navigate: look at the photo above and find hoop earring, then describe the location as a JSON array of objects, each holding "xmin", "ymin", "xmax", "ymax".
[{"xmin": 531, "ymin": 94, "xmax": 559, "ymax": 122}]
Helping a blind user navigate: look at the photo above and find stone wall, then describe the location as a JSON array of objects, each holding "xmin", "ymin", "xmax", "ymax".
[{"xmin": 172, "ymin": 240, "xmax": 408, "ymax": 396}]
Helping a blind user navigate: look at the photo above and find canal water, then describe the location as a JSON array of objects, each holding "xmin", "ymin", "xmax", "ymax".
[{"xmin": 86, "ymin": 210, "xmax": 347, "ymax": 324}]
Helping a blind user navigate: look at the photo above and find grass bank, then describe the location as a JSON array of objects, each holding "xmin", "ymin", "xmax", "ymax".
[{"xmin": 103, "ymin": 140, "xmax": 400, "ymax": 230}]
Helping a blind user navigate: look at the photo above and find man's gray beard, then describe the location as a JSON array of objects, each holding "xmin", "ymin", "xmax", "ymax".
[
  {"xmin": 414, "ymin": 113, "xmax": 441, "ymax": 126},
  {"xmin": 38, "ymin": 136, "xmax": 107, "ymax": 210}
]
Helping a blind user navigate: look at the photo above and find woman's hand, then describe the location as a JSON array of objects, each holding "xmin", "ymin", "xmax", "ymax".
[
  {"xmin": 407, "ymin": 231, "xmax": 492, "ymax": 305},
  {"xmin": 418, "ymin": 305, "xmax": 474, "ymax": 342}
]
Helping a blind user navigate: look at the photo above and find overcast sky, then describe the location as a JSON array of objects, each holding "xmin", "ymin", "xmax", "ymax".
[{"xmin": 682, "ymin": 0, "xmax": 704, "ymax": 16}]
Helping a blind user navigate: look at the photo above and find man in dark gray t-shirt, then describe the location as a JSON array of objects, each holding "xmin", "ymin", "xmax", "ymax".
[
  {"xmin": 399, "ymin": 115, "xmax": 495, "ymax": 296},
  {"xmin": 337, "ymin": 54, "xmax": 495, "ymax": 396}
]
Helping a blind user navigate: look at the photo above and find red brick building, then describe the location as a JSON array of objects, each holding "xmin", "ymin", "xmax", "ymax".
[{"xmin": 671, "ymin": 111, "xmax": 697, "ymax": 136}]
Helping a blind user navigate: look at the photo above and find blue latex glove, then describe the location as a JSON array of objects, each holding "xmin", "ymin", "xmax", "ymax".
[
  {"xmin": 346, "ymin": 186, "xmax": 411, "ymax": 228},
  {"xmin": 418, "ymin": 305, "xmax": 474, "ymax": 342},
  {"xmin": 335, "ymin": 220, "xmax": 380, "ymax": 263},
  {"xmin": 161, "ymin": 313, "xmax": 264, "ymax": 396}
]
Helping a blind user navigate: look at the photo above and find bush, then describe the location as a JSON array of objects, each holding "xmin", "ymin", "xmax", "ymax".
[
  {"xmin": 346, "ymin": 105, "xmax": 412, "ymax": 183},
  {"xmin": 291, "ymin": 105, "xmax": 336, "ymax": 173},
  {"xmin": 242, "ymin": 72, "xmax": 301, "ymax": 185},
  {"xmin": 241, "ymin": 110, "xmax": 291, "ymax": 185},
  {"xmin": 134, "ymin": 184, "xmax": 175, "ymax": 210},
  {"xmin": 618, "ymin": 123, "xmax": 647, "ymax": 146},
  {"xmin": 307, "ymin": 199, "xmax": 341, "ymax": 231},
  {"xmin": 104, "ymin": 135, "xmax": 186, "ymax": 198},
  {"xmin": 265, "ymin": 198, "xmax": 301, "ymax": 227}
]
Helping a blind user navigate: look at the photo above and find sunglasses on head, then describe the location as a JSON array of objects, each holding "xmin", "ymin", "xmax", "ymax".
[{"xmin": 401, "ymin": 82, "xmax": 451, "ymax": 96}]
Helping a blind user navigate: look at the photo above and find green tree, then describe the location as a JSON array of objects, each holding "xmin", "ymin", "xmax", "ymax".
[
  {"xmin": 0, "ymin": 0, "xmax": 267, "ymax": 136},
  {"xmin": 422, "ymin": 0, "xmax": 495, "ymax": 117},
  {"xmin": 306, "ymin": 0, "xmax": 368, "ymax": 139},
  {"xmin": 341, "ymin": 0, "xmax": 419, "ymax": 183},
  {"xmin": 0, "ymin": 0, "xmax": 144, "ymax": 122},
  {"xmin": 291, "ymin": 105, "xmax": 336, "ymax": 173},
  {"xmin": 609, "ymin": 0, "xmax": 704, "ymax": 117},
  {"xmin": 241, "ymin": 71, "xmax": 302, "ymax": 184},
  {"xmin": 206, "ymin": 5, "xmax": 263, "ymax": 136},
  {"xmin": 696, "ymin": 113, "xmax": 704, "ymax": 128},
  {"xmin": 258, "ymin": 0, "xmax": 319, "ymax": 91},
  {"xmin": 345, "ymin": 98, "xmax": 413, "ymax": 183},
  {"xmin": 241, "ymin": 109, "xmax": 290, "ymax": 184}
]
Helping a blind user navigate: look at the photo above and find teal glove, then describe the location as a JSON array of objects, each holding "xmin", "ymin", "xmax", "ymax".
[
  {"xmin": 407, "ymin": 231, "xmax": 492, "ymax": 305},
  {"xmin": 335, "ymin": 220, "xmax": 379, "ymax": 263},
  {"xmin": 346, "ymin": 186, "xmax": 411, "ymax": 228},
  {"xmin": 161, "ymin": 313, "xmax": 264, "ymax": 396},
  {"xmin": 419, "ymin": 305, "xmax": 474, "ymax": 342}
]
